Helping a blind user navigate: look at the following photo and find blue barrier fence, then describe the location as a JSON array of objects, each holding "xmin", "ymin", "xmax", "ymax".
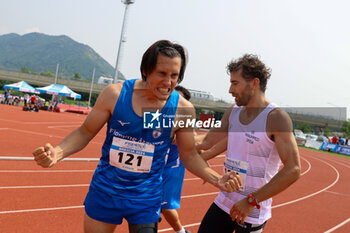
[{"xmin": 320, "ymin": 142, "xmax": 350, "ymax": 156}]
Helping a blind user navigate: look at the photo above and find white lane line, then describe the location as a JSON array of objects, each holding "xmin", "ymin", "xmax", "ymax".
[
  {"xmin": 0, "ymin": 192, "xmax": 219, "ymax": 214},
  {"xmin": 159, "ymin": 223, "xmax": 201, "ymax": 232},
  {"xmin": 183, "ymin": 178, "xmax": 200, "ymax": 181},
  {"xmin": 0, "ymin": 205, "xmax": 84, "ymax": 214},
  {"xmin": 9, "ymin": 128, "xmax": 64, "ymax": 139},
  {"xmin": 320, "ymin": 157, "xmax": 350, "ymax": 169},
  {"xmin": 0, "ymin": 119, "xmax": 24, "ymax": 124},
  {"xmin": 324, "ymin": 190, "xmax": 350, "ymax": 197},
  {"xmin": 0, "ymin": 155, "xmax": 340, "ymax": 218},
  {"xmin": 0, "ymin": 184, "xmax": 89, "ymax": 189},
  {"xmin": 0, "ymin": 170, "xmax": 94, "ymax": 173},
  {"xmin": 0, "ymin": 156, "xmax": 99, "ymax": 161},
  {"xmin": 181, "ymin": 192, "xmax": 218, "ymax": 199},
  {"xmin": 300, "ymin": 156, "xmax": 312, "ymax": 176},
  {"xmin": 0, "ymin": 177, "xmax": 201, "ymax": 189},
  {"xmin": 2, "ymin": 128, "xmax": 102, "ymax": 145},
  {"xmin": 0, "ymin": 118, "xmax": 82, "ymax": 124},
  {"xmin": 272, "ymin": 156, "xmax": 339, "ymax": 209},
  {"xmin": 210, "ymin": 154, "xmax": 225, "ymax": 159},
  {"xmin": 324, "ymin": 217, "xmax": 350, "ymax": 233},
  {"xmin": 25, "ymin": 122, "xmax": 82, "ymax": 125},
  {"xmin": 48, "ymin": 125, "xmax": 81, "ymax": 128},
  {"xmin": 0, "ymin": 128, "xmax": 9, "ymax": 130}
]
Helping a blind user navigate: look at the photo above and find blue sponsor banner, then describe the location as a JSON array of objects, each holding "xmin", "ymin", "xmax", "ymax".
[
  {"xmin": 321, "ymin": 142, "xmax": 338, "ymax": 152},
  {"xmin": 336, "ymin": 145, "xmax": 350, "ymax": 156}
]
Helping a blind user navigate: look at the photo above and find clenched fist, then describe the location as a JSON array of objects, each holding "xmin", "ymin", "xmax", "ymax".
[
  {"xmin": 217, "ymin": 171, "xmax": 242, "ymax": 193},
  {"xmin": 33, "ymin": 143, "xmax": 59, "ymax": 168}
]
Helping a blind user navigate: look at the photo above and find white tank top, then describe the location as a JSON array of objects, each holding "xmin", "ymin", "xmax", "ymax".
[{"xmin": 214, "ymin": 103, "xmax": 281, "ymax": 224}]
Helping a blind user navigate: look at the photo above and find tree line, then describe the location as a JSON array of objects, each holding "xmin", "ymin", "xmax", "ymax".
[
  {"xmin": 21, "ymin": 66, "xmax": 83, "ymax": 80},
  {"xmin": 295, "ymin": 121, "xmax": 350, "ymax": 137}
]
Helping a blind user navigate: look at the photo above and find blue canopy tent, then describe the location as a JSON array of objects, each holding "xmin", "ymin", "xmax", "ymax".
[
  {"xmin": 36, "ymin": 84, "xmax": 81, "ymax": 99},
  {"xmin": 3, "ymin": 81, "xmax": 39, "ymax": 94}
]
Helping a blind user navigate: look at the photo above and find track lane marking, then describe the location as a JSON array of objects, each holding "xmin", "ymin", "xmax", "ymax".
[
  {"xmin": 0, "ymin": 184, "xmax": 90, "ymax": 189},
  {"xmin": 159, "ymin": 223, "xmax": 201, "ymax": 232},
  {"xmin": 1, "ymin": 128, "xmax": 102, "ymax": 145},
  {"xmin": 0, "ymin": 154, "xmax": 341, "ymax": 233},
  {"xmin": 0, "ymin": 205, "xmax": 84, "ymax": 214},
  {"xmin": 0, "ymin": 178, "xmax": 202, "ymax": 189},
  {"xmin": 319, "ymin": 156, "xmax": 350, "ymax": 169},
  {"xmin": 0, "ymin": 156, "xmax": 100, "ymax": 161},
  {"xmin": 47, "ymin": 125, "xmax": 81, "ymax": 128},
  {"xmin": 0, "ymin": 118, "xmax": 83, "ymax": 124},
  {"xmin": 0, "ymin": 170, "xmax": 95, "ymax": 173},
  {"xmin": 272, "ymin": 155, "xmax": 339, "ymax": 209},
  {"xmin": 324, "ymin": 217, "xmax": 350, "ymax": 233},
  {"xmin": 0, "ymin": 192, "xmax": 219, "ymax": 214},
  {"xmin": 324, "ymin": 190, "xmax": 350, "ymax": 197}
]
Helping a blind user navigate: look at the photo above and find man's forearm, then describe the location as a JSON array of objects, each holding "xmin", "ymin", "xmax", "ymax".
[
  {"xmin": 197, "ymin": 131, "xmax": 226, "ymax": 151},
  {"xmin": 181, "ymin": 153, "xmax": 221, "ymax": 186},
  {"xmin": 56, "ymin": 126, "xmax": 94, "ymax": 160},
  {"xmin": 254, "ymin": 165, "xmax": 300, "ymax": 203}
]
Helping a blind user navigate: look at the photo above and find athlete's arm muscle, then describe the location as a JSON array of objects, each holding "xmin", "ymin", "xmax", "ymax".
[
  {"xmin": 33, "ymin": 83, "xmax": 122, "ymax": 167},
  {"xmin": 254, "ymin": 108, "xmax": 301, "ymax": 202},
  {"xmin": 200, "ymin": 136, "xmax": 228, "ymax": 161}
]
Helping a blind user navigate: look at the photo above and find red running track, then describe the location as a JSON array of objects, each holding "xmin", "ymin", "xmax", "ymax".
[{"xmin": 0, "ymin": 104, "xmax": 349, "ymax": 233}]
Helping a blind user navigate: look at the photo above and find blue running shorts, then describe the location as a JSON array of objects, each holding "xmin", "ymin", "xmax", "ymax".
[
  {"xmin": 161, "ymin": 162, "xmax": 185, "ymax": 209},
  {"xmin": 84, "ymin": 187, "xmax": 162, "ymax": 225}
]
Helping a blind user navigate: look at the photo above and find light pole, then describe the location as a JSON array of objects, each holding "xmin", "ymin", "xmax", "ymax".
[
  {"xmin": 88, "ymin": 67, "xmax": 95, "ymax": 108},
  {"xmin": 327, "ymin": 102, "xmax": 342, "ymax": 133},
  {"xmin": 54, "ymin": 63, "xmax": 59, "ymax": 84},
  {"xmin": 113, "ymin": 0, "xmax": 135, "ymax": 83}
]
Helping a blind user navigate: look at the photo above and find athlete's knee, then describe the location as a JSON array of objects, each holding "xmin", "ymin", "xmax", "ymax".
[{"xmin": 128, "ymin": 222, "xmax": 157, "ymax": 233}]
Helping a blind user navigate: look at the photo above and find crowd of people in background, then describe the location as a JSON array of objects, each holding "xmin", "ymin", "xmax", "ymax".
[
  {"xmin": 329, "ymin": 135, "xmax": 349, "ymax": 146},
  {"xmin": 0, "ymin": 89, "xmax": 60, "ymax": 112}
]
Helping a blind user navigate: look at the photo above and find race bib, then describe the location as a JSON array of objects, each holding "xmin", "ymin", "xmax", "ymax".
[
  {"xmin": 109, "ymin": 137, "xmax": 154, "ymax": 173},
  {"xmin": 224, "ymin": 157, "xmax": 248, "ymax": 191}
]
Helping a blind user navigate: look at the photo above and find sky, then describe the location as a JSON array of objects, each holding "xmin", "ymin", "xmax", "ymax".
[{"xmin": 1, "ymin": 0, "xmax": 350, "ymax": 119}]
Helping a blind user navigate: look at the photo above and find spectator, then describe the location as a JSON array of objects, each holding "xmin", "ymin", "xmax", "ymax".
[
  {"xmin": 24, "ymin": 93, "xmax": 30, "ymax": 107},
  {"xmin": 44, "ymin": 100, "xmax": 50, "ymax": 111},
  {"xmin": 4, "ymin": 89, "xmax": 10, "ymax": 104},
  {"xmin": 50, "ymin": 96, "xmax": 59, "ymax": 112},
  {"xmin": 13, "ymin": 96, "xmax": 20, "ymax": 106},
  {"xmin": 30, "ymin": 94, "xmax": 37, "ymax": 105},
  {"xmin": 331, "ymin": 135, "xmax": 338, "ymax": 144}
]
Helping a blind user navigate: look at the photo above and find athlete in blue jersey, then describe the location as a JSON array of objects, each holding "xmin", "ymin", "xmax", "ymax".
[
  {"xmin": 33, "ymin": 40, "xmax": 241, "ymax": 233},
  {"xmin": 161, "ymin": 85, "xmax": 191, "ymax": 233}
]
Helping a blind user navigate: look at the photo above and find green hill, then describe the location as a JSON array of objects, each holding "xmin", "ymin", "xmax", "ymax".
[{"xmin": 0, "ymin": 32, "xmax": 125, "ymax": 80}]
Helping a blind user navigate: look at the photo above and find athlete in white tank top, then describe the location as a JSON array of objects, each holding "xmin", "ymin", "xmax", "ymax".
[
  {"xmin": 215, "ymin": 103, "xmax": 281, "ymax": 224},
  {"xmin": 197, "ymin": 54, "xmax": 301, "ymax": 233}
]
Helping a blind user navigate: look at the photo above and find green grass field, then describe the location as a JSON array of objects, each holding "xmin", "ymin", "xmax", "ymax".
[{"xmin": 300, "ymin": 146, "xmax": 350, "ymax": 159}]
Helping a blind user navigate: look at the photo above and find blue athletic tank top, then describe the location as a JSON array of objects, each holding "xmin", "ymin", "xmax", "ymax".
[{"xmin": 90, "ymin": 79, "xmax": 179, "ymax": 199}]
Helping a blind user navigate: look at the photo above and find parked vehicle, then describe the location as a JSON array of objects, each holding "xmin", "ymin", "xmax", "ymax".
[
  {"xmin": 294, "ymin": 129, "xmax": 306, "ymax": 146},
  {"xmin": 305, "ymin": 134, "xmax": 318, "ymax": 141},
  {"xmin": 316, "ymin": 136, "xmax": 328, "ymax": 143}
]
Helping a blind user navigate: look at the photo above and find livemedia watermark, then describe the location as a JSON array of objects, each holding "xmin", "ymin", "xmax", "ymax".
[{"xmin": 143, "ymin": 109, "xmax": 221, "ymax": 130}]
